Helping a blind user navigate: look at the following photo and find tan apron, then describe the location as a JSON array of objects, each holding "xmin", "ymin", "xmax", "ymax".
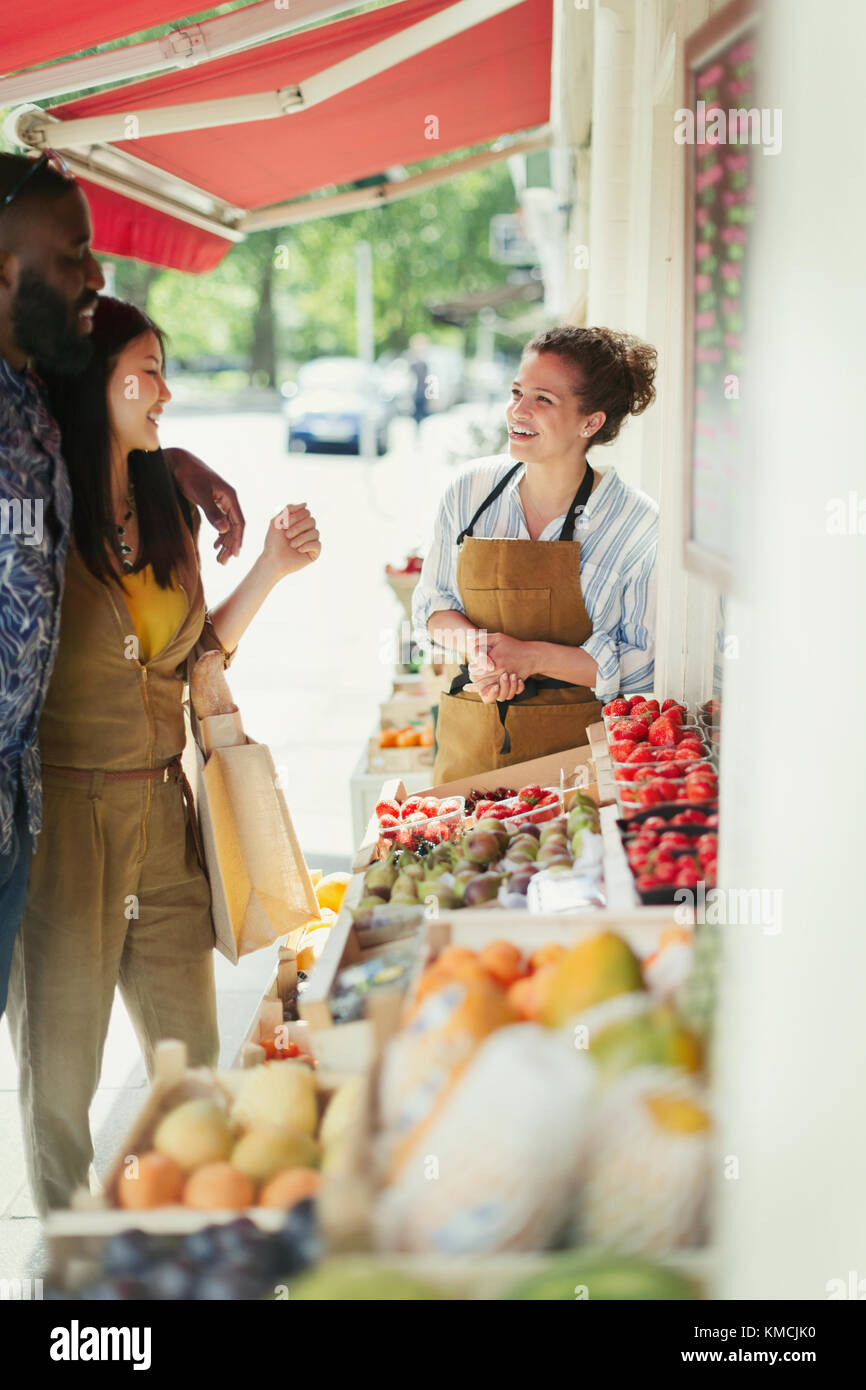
[{"xmin": 434, "ymin": 462, "xmax": 603, "ymax": 784}]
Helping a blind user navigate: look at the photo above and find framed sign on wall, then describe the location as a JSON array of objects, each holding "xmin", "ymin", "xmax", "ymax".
[{"xmin": 682, "ymin": 0, "xmax": 758, "ymax": 592}]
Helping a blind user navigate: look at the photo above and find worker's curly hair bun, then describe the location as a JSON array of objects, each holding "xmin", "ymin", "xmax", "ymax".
[{"xmin": 525, "ymin": 325, "xmax": 658, "ymax": 447}]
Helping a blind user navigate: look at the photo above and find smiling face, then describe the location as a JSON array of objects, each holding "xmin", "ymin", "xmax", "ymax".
[
  {"xmin": 106, "ymin": 330, "xmax": 171, "ymax": 456},
  {"xmin": 506, "ymin": 350, "xmax": 604, "ymax": 463},
  {"xmin": 7, "ymin": 186, "xmax": 104, "ymax": 371}
]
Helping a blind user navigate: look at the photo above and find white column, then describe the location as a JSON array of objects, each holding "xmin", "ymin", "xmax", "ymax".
[{"xmin": 712, "ymin": 0, "xmax": 866, "ymax": 1299}]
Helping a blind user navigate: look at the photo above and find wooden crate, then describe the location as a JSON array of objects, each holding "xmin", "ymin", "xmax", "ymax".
[{"xmin": 45, "ymin": 1039, "xmax": 376, "ymax": 1274}]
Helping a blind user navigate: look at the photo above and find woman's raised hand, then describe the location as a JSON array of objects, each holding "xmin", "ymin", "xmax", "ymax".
[{"xmin": 262, "ymin": 504, "xmax": 321, "ymax": 578}]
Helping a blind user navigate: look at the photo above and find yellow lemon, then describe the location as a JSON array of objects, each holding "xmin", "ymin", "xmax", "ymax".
[
  {"xmin": 297, "ymin": 927, "xmax": 333, "ymax": 972},
  {"xmin": 315, "ymin": 872, "xmax": 352, "ymax": 914},
  {"xmin": 645, "ymin": 1094, "xmax": 710, "ymax": 1133}
]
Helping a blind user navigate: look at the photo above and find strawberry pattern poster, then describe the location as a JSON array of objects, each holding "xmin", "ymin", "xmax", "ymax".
[{"xmin": 690, "ymin": 33, "xmax": 754, "ymax": 566}]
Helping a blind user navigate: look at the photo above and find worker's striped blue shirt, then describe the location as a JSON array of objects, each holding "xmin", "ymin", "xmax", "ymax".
[{"xmin": 412, "ymin": 455, "xmax": 658, "ymax": 701}]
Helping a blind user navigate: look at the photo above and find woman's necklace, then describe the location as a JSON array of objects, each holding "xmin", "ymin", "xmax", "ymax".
[{"xmin": 111, "ymin": 484, "xmax": 137, "ymax": 571}]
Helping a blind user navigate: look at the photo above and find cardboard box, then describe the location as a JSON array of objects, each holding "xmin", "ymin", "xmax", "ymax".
[
  {"xmin": 353, "ymin": 743, "xmax": 599, "ymax": 874},
  {"xmin": 378, "ymin": 693, "xmax": 432, "ymax": 728},
  {"xmin": 366, "ymin": 737, "xmax": 435, "ymax": 774}
]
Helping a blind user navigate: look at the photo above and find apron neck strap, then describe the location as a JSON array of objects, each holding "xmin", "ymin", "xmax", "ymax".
[
  {"xmin": 558, "ymin": 463, "xmax": 595, "ymax": 542},
  {"xmin": 456, "ymin": 462, "xmax": 523, "ymax": 544}
]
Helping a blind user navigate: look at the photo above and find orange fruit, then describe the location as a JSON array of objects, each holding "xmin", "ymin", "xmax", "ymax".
[
  {"xmin": 420, "ymin": 725, "xmax": 435, "ymax": 747},
  {"xmin": 259, "ymin": 1167, "xmax": 321, "ymax": 1210},
  {"xmin": 529, "ymin": 943, "xmax": 568, "ymax": 972},
  {"xmin": 507, "ymin": 964, "xmax": 559, "ymax": 1022},
  {"xmin": 478, "ymin": 940, "xmax": 526, "ymax": 988},
  {"xmin": 182, "ymin": 1162, "xmax": 255, "ymax": 1210},
  {"xmin": 380, "ymin": 729, "xmax": 399, "ymax": 748},
  {"xmin": 117, "ymin": 1151, "xmax": 184, "ymax": 1210},
  {"xmin": 437, "ymin": 945, "xmax": 477, "ymax": 971}
]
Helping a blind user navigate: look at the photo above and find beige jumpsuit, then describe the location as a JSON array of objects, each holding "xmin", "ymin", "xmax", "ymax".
[{"xmin": 7, "ymin": 503, "xmax": 227, "ymax": 1215}]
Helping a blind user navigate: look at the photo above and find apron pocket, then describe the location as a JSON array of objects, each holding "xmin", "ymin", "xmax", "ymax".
[
  {"xmin": 493, "ymin": 697, "xmax": 603, "ymax": 767},
  {"xmin": 434, "ymin": 691, "xmax": 502, "ymax": 785},
  {"xmin": 462, "ymin": 588, "xmax": 552, "ymax": 644}
]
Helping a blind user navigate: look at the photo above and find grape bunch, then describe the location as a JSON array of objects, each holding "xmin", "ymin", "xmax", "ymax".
[{"xmin": 463, "ymin": 786, "xmax": 518, "ymax": 815}]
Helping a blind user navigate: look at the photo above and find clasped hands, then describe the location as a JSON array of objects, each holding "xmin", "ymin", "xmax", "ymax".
[{"xmin": 464, "ymin": 631, "xmax": 540, "ymax": 704}]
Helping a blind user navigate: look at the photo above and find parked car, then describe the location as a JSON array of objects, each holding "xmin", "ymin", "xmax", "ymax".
[{"xmin": 280, "ymin": 357, "xmax": 393, "ymax": 454}]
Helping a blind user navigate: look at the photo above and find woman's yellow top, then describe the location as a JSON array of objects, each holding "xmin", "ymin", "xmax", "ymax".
[{"xmin": 122, "ymin": 565, "xmax": 188, "ymax": 664}]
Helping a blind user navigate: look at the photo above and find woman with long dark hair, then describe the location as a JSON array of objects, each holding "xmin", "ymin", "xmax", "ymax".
[{"xmin": 7, "ymin": 297, "xmax": 321, "ymax": 1214}]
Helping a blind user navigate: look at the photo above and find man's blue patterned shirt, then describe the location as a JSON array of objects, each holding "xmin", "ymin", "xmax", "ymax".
[{"xmin": 0, "ymin": 353, "xmax": 71, "ymax": 855}]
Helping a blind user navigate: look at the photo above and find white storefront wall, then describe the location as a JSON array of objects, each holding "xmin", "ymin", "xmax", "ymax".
[{"xmin": 553, "ymin": 0, "xmax": 866, "ymax": 1299}]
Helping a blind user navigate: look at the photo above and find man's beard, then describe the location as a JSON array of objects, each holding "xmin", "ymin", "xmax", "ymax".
[{"xmin": 12, "ymin": 270, "xmax": 95, "ymax": 373}]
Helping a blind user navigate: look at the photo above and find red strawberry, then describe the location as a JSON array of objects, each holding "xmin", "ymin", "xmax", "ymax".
[
  {"xmin": 706, "ymin": 813, "xmax": 719, "ymax": 827},
  {"xmin": 628, "ymin": 849, "xmax": 652, "ymax": 871},
  {"xmin": 685, "ymin": 778, "xmax": 717, "ymax": 801},
  {"xmin": 627, "ymin": 695, "xmax": 648, "ymax": 710},
  {"xmin": 675, "ymin": 862, "xmax": 701, "ymax": 888},
  {"xmin": 671, "ymin": 810, "xmax": 707, "ymax": 825},
  {"xmin": 419, "ymin": 797, "xmax": 441, "ymax": 818},
  {"xmin": 674, "ymin": 744, "xmax": 705, "ymax": 762},
  {"xmin": 474, "ymin": 799, "xmax": 493, "ymax": 820},
  {"xmin": 661, "ymin": 698, "xmax": 682, "ymax": 713},
  {"xmin": 642, "ymin": 816, "xmax": 668, "ymax": 829},
  {"xmin": 663, "ymin": 705, "xmax": 684, "ymax": 726},
  {"xmin": 615, "ymin": 767, "xmax": 633, "ymax": 782},
  {"xmin": 688, "ymin": 761, "xmax": 715, "ymax": 777},
  {"xmin": 378, "ymin": 812, "xmax": 399, "ymax": 829},
  {"xmin": 613, "ymin": 717, "xmax": 649, "ymax": 742},
  {"xmin": 609, "ymin": 740, "xmax": 637, "ymax": 762},
  {"xmin": 648, "ymin": 718, "xmax": 678, "ymax": 747},
  {"xmin": 636, "ymin": 872, "xmax": 660, "ymax": 891},
  {"xmin": 696, "ymin": 834, "xmax": 718, "ymax": 861},
  {"xmin": 400, "ymin": 797, "xmax": 423, "ymax": 821},
  {"xmin": 652, "ymin": 779, "xmax": 679, "ymax": 801},
  {"xmin": 376, "ymin": 797, "xmax": 401, "ymax": 820},
  {"xmin": 395, "ymin": 827, "xmax": 418, "ymax": 849},
  {"xmin": 626, "ymin": 746, "xmax": 653, "ymax": 764},
  {"xmin": 660, "ymin": 831, "xmax": 693, "ymax": 850},
  {"xmin": 604, "ymin": 697, "xmax": 630, "ymax": 716},
  {"xmin": 652, "ymin": 861, "xmax": 678, "ymax": 885},
  {"xmin": 633, "ymin": 831, "xmax": 660, "ymax": 849},
  {"xmin": 651, "ymin": 746, "xmax": 678, "ymax": 761},
  {"xmin": 632, "ymin": 766, "xmax": 659, "ymax": 783},
  {"xmin": 438, "ymin": 797, "xmax": 463, "ymax": 816},
  {"xmin": 703, "ymin": 858, "xmax": 718, "ymax": 881},
  {"xmin": 518, "ymin": 783, "xmax": 543, "ymax": 806},
  {"xmin": 638, "ymin": 785, "xmax": 664, "ymax": 807}
]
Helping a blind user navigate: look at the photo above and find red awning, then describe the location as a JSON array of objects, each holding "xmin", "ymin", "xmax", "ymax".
[
  {"xmin": 79, "ymin": 179, "xmax": 233, "ymax": 273},
  {"xmin": 43, "ymin": 0, "xmax": 551, "ymax": 271},
  {"xmin": 0, "ymin": 2, "xmax": 197, "ymax": 75}
]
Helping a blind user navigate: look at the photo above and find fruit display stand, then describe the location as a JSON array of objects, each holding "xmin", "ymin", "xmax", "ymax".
[
  {"xmin": 44, "ymin": 1039, "xmax": 376, "ymax": 1282},
  {"xmin": 324, "ymin": 913, "xmax": 713, "ymax": 1289},
  {"xmin": 352, "ymin": 743, "xmax": 599, "ymax": 874}
]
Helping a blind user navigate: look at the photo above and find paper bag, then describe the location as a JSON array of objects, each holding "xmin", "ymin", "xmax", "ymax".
[{"xmin": 184, "ymin": 709, "xmax": 321, "ymax": 963}]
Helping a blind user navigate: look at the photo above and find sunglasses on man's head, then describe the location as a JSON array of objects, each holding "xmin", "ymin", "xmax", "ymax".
[{"xmin": 1, "ymin": 150, "xmax": 75, "ymax": 211}]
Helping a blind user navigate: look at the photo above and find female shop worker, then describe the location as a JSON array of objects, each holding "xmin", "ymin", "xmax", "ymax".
[
  {"xmin": 413, "ymin": 326, "xmax": 659, "ymax": 784},
  {"xmin": 7, "ymin": 298, "xmax": 321, "ymax": 1214}
]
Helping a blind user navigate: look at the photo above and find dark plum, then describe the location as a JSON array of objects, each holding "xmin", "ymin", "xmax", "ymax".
[{"xmin": 102, "ymin": 1230, "xmax": 160, "ymax": 1278}]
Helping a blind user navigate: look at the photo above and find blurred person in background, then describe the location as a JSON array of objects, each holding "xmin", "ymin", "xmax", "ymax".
[{"xmin": 407, "ymin": 332, "xmax": 431, "ymax": 432}]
